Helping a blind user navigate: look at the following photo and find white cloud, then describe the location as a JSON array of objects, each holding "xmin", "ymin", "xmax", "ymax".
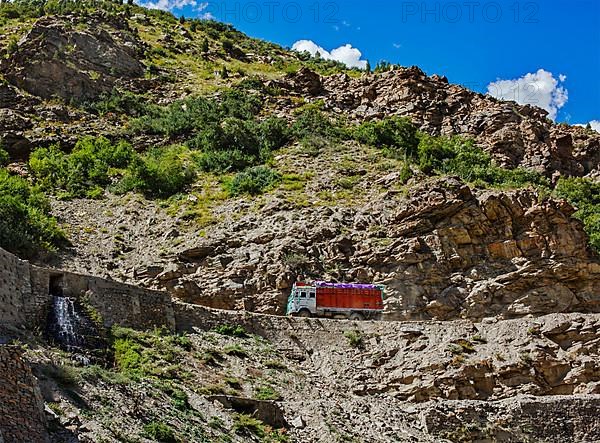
[
  {"xmin": 138, "ymin": 0, "xmax": 197, "ymax": 11},
  {"xmin": 393, "ymin": 43, "xmax": 402, "ymax": 49},
  {"xmin": 487, "ymin": 69, "xmax": 568, "ymax": 120},
  {"xmin": 575, "ymin": 120, "xmax": 600, "ymax": 133},
  {"xmin": 292, "ymin": 40, "xmax": 367, "ymax": 69}
]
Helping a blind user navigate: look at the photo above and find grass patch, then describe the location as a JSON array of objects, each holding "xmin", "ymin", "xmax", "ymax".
[
  {"xmin": 254, "ymin": 385, "xmax": 282, "ymax": 401},
  {"xmin": 344, "ymin": 330, "xmax": 363, "ymax": 348},
  {"xmin": 212, "ymin": 324, "xmax": 248, "ymax": 338},
  {"xmin": 143, "ymin": 421, "xmax": 177, "ymax": 443},
  {"xmin": 263, "ymin": 360, "xmax": 286, "ymax": 370},
  {"xmin": 223, "ymin": 344, "xmax": 248, "ymax": 358}
]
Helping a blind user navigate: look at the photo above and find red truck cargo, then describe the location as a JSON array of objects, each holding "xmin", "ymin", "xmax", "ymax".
[{"xmin": 286, "ymin": 281, "xmax": 385, "ymax": 320}]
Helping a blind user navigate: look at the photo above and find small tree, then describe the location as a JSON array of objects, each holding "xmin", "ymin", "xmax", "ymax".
[
  {"xmin": 220, "ymin": 65, "xmax": 229, "ymax": 79},
  {"xmin": 365, "ymin": 60, "xmax": 371, "ymax": 73},
  {"xmin": 190, "ymin": 20, "xmax": 197, "ymax": 32},
  {"xmin": 7, "ymin": 36, "xmax": 18, "ymax": 54},
  {"xmin": 222, "ymin": 39, "xmax": 234, "ymax": 54},
  {"xmin": 179, "ymin": 15, "xmax": 186, "ymax": 24},
  {"xmin": 201, "ymin": 37, "xmax": 209, "ymax": 53}
]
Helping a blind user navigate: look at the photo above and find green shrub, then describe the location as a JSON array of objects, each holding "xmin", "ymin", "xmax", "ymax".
[
  {"xmin": 130, "ymin": 90, "xmax": 288, "ymax": 173},
  {"xmin": 344, "ymin": 330, "xmax": 363, "ymax": 348},
  {"xmin": 113, "ymin": 338, "xmax": 144, "ymax": 374},
  {"xmin": 40, "ymin": 364, "xmax": 80, "ymax": 388},
  {"xmin": 555, "ymin": 177, "xmax": 600, "ymax": 252},
  {"xmin": 131, "ymin": 91, "xmax": 260, "ymax": 138},
  {"xmin": 291, "ymin": 106, "xmax": 341, "ymax": 140},
  {"xmin": 29, "ymin": 137, "xmax": 135, "ymax": 199},
  {"xmin": 222, "ymin": 38, "xmax": 234, "ymax": 54},
  {"xmin": 110, "ymin": 327, "xmax": 191, "ymax": 380},
  {"xmin": 226, "ymin": 166, "xmax": 280, "ymax": 196},
  {"xmin": 0, "ymin": 169, "xmax": 65, "ymax": 257},
  {"xmin": 116, "ymin": 146, "xmax": 196, "ymax": 198},
  {"xmin": 0, "ymin": 148, "xmax": 8, "ymax": 166},
  {"xmin": 86, "ymin": 90, "xmax": 149, "ymax": 117},
  {"xmin": 254, "ymin": 385, "xmax": 282, "ymax": 401},
  {"xmin": 170, "ymin": 388, "xmax": 190, "ymax": 411},
  {"xmin": 233, "ymin": 414, "xmax": 265, "ymax": 437},
  {"xmin": 219, "ymin": 89, "xmax": 261, "ymax": 120},
  {"xmin": 212, "ymin": 324, "xmax": 248, "ymax": 337},
  {"xmin": 190, "ymin": 118, "xmax": 261, "ymax": 158},
  {"xmin": 416, "ymin": 134, "xmax": 547, "ymax": 188},
  {"xmin": 354, "ymin": 116, "xmax": 419, "ymax": 158},
  {"xmin": 193, "ymin": 148, "xmax": 256, "ymax": 173},
  {"xmin": 143, "ymin": 421, "xmax": 177, "ymax": 443},
  {"xmin": 259, "ymin": 117, "xmax": 291, "ymax": 150}
]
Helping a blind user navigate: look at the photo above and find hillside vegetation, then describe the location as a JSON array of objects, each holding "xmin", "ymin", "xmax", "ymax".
[{"xmin": 1, "ymin": 2, "xmax": 600, "ymax": 443}]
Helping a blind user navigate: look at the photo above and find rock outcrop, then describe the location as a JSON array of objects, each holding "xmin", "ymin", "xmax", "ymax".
[
  {"xmin": 1, "ymin": 14, "xmax": 144, "ymax": 102},
  {"xmin": 112, "ymin": 177, "xmax": 600, "ymax": 320},
  {"xmin": 283, "ymin": 67, "xmax": 600, "ymax": 179}
]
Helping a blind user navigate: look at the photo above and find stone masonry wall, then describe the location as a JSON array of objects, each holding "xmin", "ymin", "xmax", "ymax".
[
  {"xmin": 60, "ymin": 272, "xmax": 175, "ymax": 330},
  {"xmin": 0, "ymin": 248, "xmax": 32, "ymax": 328},
  {"xmin": 0, "ymin": 247, "xmax": 175, "ymax": 333},
  {"xmin": 0, "ymin": 346, "xmax": 49, "ymax": 443}
]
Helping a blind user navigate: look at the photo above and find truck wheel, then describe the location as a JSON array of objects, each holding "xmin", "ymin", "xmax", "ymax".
[
  {"xmin": 297, "ymin": 309, "xmax": 312, "ymax": 318},
  {"xmin": 349, "ymin": 313, "xmax": 364, "ymax": 321}
]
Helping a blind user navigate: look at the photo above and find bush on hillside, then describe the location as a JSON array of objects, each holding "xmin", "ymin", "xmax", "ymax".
[
  {"xmin": 86, "ymin": 90, "xmax": 149, "ymax": 117},
  {"xmin": 416, "ymin": 134, "xmax": 547, "ymax": 188},
  {"xmin": 29, "ymin": 137, "xmax": 135, "ymax": 199},
  {"xmin": 291, "ymin": 106, "xmax": 342, "ymax": 140},
  {"xmin": 130, "ymin": 91, "xmax": 261, "ymax": 138},
  {"xmin": 115, "ymin": 146, "xmax": 196, "ymax": 198},
  {"xmin": 131, "ymin": 96, "xmax": 220, "ymax": 137},
  {"xmin": 130, "ymin": 91, "xmax": 286, "ymax": 173},
  {"xmin": 226, "ymin": 166, "xmax": 280, "ymax": 196},
  {"xmin": 0, "ymin": 169, "xmax": 64, "ymax": 257},
  {"xmin": 353, "ymin": 116, "xmax": 419, "ymax": 158},
  {"xmin": 190, "ymin": 117, "xmax": 289, "ymax": 172},
  {"xmin": 555, "ymin": 177, "xmax": 600, "ymax": 252},
  {"xmin": 143, "ymin": 422, "xmax": 177, "ymax": 443},
  {"xmin": 0, "ymin": 148, "xmax": 9, "ymax": 166}
]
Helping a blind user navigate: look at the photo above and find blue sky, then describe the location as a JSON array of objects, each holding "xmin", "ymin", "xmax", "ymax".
[{"xmin": 143, "ymin": 0, "xmax": 600, "ymax": 126}]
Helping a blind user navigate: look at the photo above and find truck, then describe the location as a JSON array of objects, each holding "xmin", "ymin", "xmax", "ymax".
[{"xmin": 286, "ymin": 281, "xmax": 385, "ymax": 320}]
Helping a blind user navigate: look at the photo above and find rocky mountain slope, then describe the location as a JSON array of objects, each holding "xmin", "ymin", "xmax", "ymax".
[{"xmin": 0, "ymin": 2, "xmax": 599, "ymax": 442}]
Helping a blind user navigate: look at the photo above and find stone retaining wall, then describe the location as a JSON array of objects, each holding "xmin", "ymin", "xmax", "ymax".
[
  {"xmin": 0, "ymin": 346, "xmax": 49, "ymax": 443},
  {"xmin": 0, "ymin": 247, "xmax": 175, "ymax": 333}
]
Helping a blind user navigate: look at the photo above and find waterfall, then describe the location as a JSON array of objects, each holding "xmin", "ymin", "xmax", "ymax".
[{"xmin": 46, "ymin": 296, "xmax": 103, "ymax": 360}]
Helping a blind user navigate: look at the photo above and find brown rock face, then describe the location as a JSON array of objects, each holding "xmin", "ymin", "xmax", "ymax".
[
  {"xmin": 284, "ymin": 67, "xmax": 323, "ymax": 96},
  {"xmin": 287, "ymin": 67, "xmax": 600, "ymax": 179},
  {"xmin": 134, "ymin": 178, "xmax": 600, "ymax": 319},
  {"xmin": 1, "ymin": 15, "xmax": 144, "ymax": 102},
  {"xmin": 372, "ymin": 178, "xmax": 600, "ymax": 320}
]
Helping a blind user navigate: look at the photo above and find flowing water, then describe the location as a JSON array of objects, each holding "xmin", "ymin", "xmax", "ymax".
[{"xmin": 46, "ymin": 296, "xmax": 103, "ymax": 362}]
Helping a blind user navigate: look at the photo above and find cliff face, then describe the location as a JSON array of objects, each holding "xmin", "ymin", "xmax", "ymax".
[
  {"xmin": 142, "ymin": 178, "xmax": 600, "ymax": 320},
  {"xmin": 1, "ymin": 15, "xmax": 144, "ymax": 102}
]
